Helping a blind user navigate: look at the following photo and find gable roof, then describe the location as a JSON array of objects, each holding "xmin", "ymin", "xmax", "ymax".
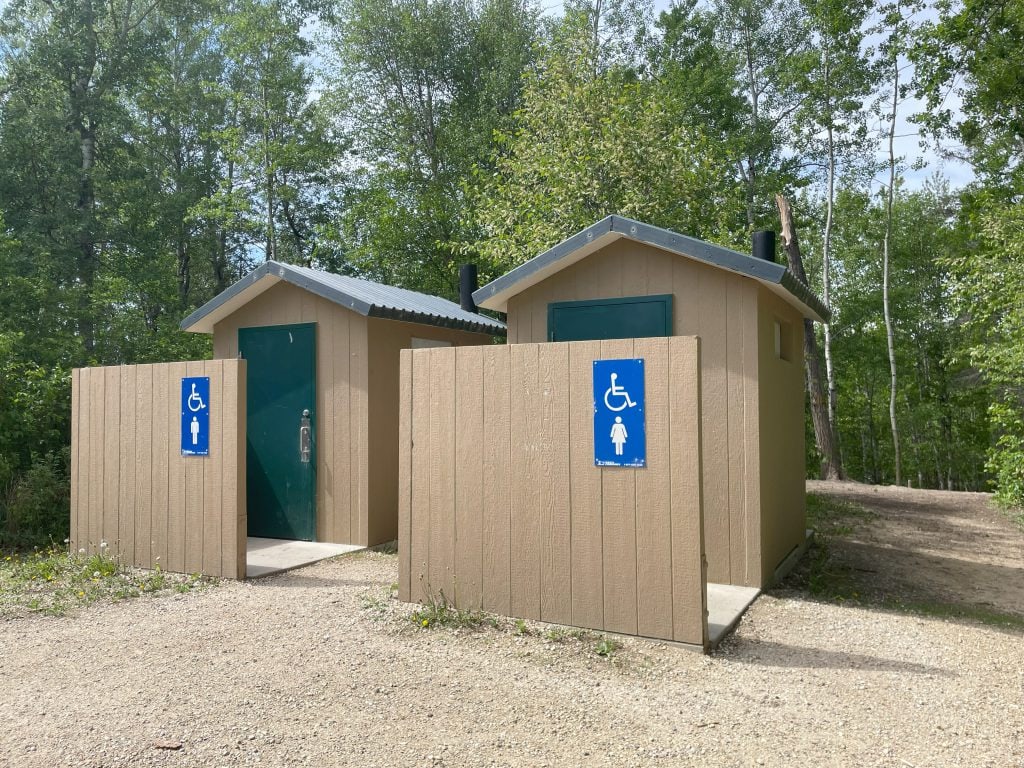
[
  {"xmin": 472, "ymin": 216, "xmax": 830, "ymax": 323},
  {"xmin": 180, "ymin": 261, "xmax": 507, "ymax": 336}
]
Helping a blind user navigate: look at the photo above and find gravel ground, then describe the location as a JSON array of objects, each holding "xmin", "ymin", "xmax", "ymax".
[{"xmin": 2, "ymin": 486, "xmax": 1023, "ymax": 768}]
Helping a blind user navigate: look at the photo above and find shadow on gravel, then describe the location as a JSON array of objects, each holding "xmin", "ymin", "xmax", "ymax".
[{"xmin": 725, "ymin": 639, "xmax": 955, "ymax": 676}]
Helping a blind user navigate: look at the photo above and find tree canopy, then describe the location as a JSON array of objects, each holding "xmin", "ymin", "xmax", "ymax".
[{"xmin": 1, "ymin": 0, "xmax": 1022, "ymax": 546}]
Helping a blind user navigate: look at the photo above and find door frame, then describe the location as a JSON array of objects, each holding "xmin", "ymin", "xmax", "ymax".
[{"xmin": 239, "ymin": 322, "xmax": 317, "ymax": 541}]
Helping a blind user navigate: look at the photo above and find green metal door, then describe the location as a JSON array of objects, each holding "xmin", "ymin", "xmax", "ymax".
[
  {"xmin": 239, "ymin": 323, "xmax": 317, "ymax": 541},
  {"xmin": 548, "ymin": 294, "xmax": 673, "ymax": 341}
]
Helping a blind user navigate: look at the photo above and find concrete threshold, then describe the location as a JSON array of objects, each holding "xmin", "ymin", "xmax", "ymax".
[
  {"xmin": 246, "ymin": 537, "xmax": 364, "ymax": 579},
  {"xmin": 706, "ymin": 583, "xmax": 761, "ymax": 649}
]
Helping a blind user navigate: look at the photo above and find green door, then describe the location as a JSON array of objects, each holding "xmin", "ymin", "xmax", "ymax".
[
  {"xmin": 548, "ymin": 294, "xmax": 673, "ymax": 341},
  {"xmin": 239, "ymin": 323, "xmax": 317, "ymax": 540}
]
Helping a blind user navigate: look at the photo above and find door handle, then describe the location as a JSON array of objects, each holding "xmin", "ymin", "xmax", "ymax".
[{"xmin": 299, "ymin": 409, "xmax": 312, "ymax": 463}]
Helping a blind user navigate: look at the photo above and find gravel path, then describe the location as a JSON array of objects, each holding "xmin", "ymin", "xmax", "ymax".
[{"xmin": 2, "ymin": 487, "xmax": 1023, "ymax": 768}]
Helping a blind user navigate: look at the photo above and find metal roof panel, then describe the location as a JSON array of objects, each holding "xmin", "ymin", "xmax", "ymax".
[{"xmin": 180, "ymin": 261, "xmax": 507, "ymax": 335}]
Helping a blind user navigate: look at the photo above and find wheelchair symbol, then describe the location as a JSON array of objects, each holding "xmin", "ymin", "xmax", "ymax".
[
  {"xmin": 186, "ymin": 382, "xmax": 206, "ymax": 412},
  {"xmin": 603, "ymin": 373, "xmax": 636, "ymax": 412}
]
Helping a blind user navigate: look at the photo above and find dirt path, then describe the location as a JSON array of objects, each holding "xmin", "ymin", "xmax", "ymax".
[
  {"xmin": 806, "ymin": 480, "xmax": 1024, "ymax": 618},
  {"xmin": 1, "ymin": 485, "xmax": 1022, "ymax": 768}
]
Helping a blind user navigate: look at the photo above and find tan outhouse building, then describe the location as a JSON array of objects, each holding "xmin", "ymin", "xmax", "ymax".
[
  {"xmin": 181, "ymin": 261, "xmax": 503, "ymax": 548},
  {"xmin": 472, "ymin": 216, "xmax": 829, "ymax": 588}
]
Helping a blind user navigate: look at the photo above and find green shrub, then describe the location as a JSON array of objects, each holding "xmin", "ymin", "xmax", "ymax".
[{"xmin": 0, "ymin": 450, "xmax": 70, "ymax": 550}]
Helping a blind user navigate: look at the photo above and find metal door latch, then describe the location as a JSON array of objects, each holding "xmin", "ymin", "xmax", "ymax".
[{"xmin": 299, "ymin": 409, "xmax": 312, "ymax": 463}]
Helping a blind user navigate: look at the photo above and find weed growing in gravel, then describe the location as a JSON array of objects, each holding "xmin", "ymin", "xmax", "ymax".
[
  {"xmin": 409, "ymin": 592, "xmax": 498, "ymax": 631},
  {"xmin": 593, "ymin": 636, "xmax": 620, "ymax": 658},
  {"xmin": 0, "ymin": 545, "xmax": 214, "ymax": 618},
  {"xmin": 544, "ymin": 626, "xmax": 589, "ymax": 643}
]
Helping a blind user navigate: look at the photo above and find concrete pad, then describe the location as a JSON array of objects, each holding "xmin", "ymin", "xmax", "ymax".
[
  {"xmin": 246, "ymin": 538, "xmax": 363, "ymax": 578},
  {"xmin": 706, "ymin": 583, "xmax": 761, "ymax": 649}
]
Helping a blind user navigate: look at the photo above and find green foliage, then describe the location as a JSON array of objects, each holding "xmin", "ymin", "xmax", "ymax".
[
  {"xmin": 912, "ymin": 0, "xmax": 1024, "ymax": 191},
  {"xmin": 593, "ymin": 636, "xmax": 621, "ymax": 657},
  {"xmin": 467, "ymin": 9, "xmax": 746, "ymax": 276},
  {"xmin": 0, "ymin": 546, "xmax": 212, "ymax": 618},
  {"xmin": 327, "ymin": 0, "xmax": 540, "ymax": 298},
  {"xmin": 1, "ymin": 451, "xmax": 70, "ymax": 551},
  {"xmin": 799, "ymin": 184, "xmax": 991, "ymax": 489},
  {"xmin": 946, "ymin": 199, "xmax": 1024, "ymax": 504}
]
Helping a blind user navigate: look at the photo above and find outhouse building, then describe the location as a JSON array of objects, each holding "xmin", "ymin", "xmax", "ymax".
[
  {"xmin": 472, "ymin": 216, "xmax": 829, "ymax": 588},
  {"xmin": 181, "ymin": 261, "xmax": 503, "ymax": 548}
]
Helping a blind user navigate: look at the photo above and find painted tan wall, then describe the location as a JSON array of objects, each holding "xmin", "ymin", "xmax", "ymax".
[
  {"xmin": 367, "ymin": 318, "xmax": 496, "ymax": 545},
  {"xmin": 70, "ymin": 360, "xmax": 247, "ymax": 579},
  {"xmin": 211, "ymin": 280, "xmax": 494, "ymax": 546},
  {"xmin": 756, "ymin": 287, "xmax": 807, "ymax": 583},
  {"xmin": 398, "ymin": 338, "xmax": 708, "ymax": 648},
  {"xmin": 506, "ymin": 238, "xmax": 763, "ymax": 587}
]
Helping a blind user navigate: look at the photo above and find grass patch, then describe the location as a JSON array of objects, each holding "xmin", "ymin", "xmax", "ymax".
[
  {"xmin": 362, "ymin": 585, "xmax": 627, "ymax": 658},
  {"xmin": 783, "ymin": 492, "xmax": 1024, "ymax": 631},
  {"xmin": 779, "ymin": 493, "xmax": 876, "ymax": 602},
  {"xmin": 0, "ymin": 545, "xmax": 214, "ymax": 618},
  {"xmin": 805, "ymin": 492, "xmax": 875, "ymax": 535}
]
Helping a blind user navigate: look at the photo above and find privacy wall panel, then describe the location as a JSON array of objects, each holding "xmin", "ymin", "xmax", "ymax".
[
  {"xmin": 70, "ymin": 360, "xmax": 247, "ymax": 579},
  {"xmin": 398, "ymin": 339, "xmax": 707, "ymax": 648}
]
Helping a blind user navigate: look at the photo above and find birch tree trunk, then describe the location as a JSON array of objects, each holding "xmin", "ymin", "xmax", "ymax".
[
  {"xmin": 776, "ymin": 194, "xmax": 843, "ymax": 479},
  {"xmin": 882, "ymin": 47, "xmax": 902, "ymax": 486}
]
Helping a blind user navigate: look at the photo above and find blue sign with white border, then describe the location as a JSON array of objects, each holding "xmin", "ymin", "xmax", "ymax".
[
  {"xmin": 181, "ymin": 377, "xmax": 210, "ymax": 456},
  {"xmin": 593, "ymin": 358, "xmax": 646, "ymax": 467}
]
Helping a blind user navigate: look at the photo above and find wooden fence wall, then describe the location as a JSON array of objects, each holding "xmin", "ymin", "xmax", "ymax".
[
  {"xmin": 70, "ymin": 360, "xmax": 247, "ymax": 579},
  {"xmin": 398, "ymin": 338, "xmax": 707, "ymax": 648}
]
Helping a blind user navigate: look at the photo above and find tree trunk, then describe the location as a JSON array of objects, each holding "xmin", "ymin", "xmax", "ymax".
[
  {"xmin": 262, "ymin": 84, "xmax": 276, "ymax": 262},
  {"xmin": 822, "ymin": 121, "xmax": 840, "ymax": 466},
  {"xmin": 776, "ymin": 194, "xmax": 843, "ymax": 480},
  {"xmin": 882, "ymin": 44, "xmax": 902, "ymax": 486}
]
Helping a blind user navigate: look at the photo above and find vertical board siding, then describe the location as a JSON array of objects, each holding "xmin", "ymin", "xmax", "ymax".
[
  {"xmin": 568, "ymin": 341, "xmax": 604, "ymax": 631},
  {"xmin": 166, "ymin": 361, "xmax": 187, "ymax": 574},
  {"xmin": 397, "ymin": 349, "xmax": 414, "ymax": 603},
  {"xmin": 480, "ymin": 346, "xmax": 512, "ymax": 615},
  {"xmin": 509, "ymin": 343, "xmax": 542, "ymax": 620},
  {"xmin": 599, "ymin": 338, "xmax": 639, "ymax": 637},
  {"xmin": 505, "ymin": 238, "xmax": 770, "ymax": 589},
  {"xmin": 454, "ymin": 345, "xmax": 484, "ymax": 607},
  {"xmin": 398, "ymin": 339, "xmax": 706, "ymax": 647},
  {"xmin": 408, "ymin": 349, "xmax": 432, "ymax": 604},
  {"xmin": 69, "ymin": 370, "xmax": 81, "ymax": 552},
  {"xmin": 69, "ymin": 360, "xmax": 247, "ymax": 579},
  {"xmin": 134, "ymin": 365, "xmax": 153, "ymax": 567},
  {"xmin": 633, "ymin": 337, "xmax": 674, "ymax": 641},
  {"xmin": 538, "ymin": 343, "xmax": 571, "ymax": 625}
]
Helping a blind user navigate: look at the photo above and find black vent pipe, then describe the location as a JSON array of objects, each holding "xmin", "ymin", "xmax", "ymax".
[
  {"xmin": 459, "ymin": 264, "xmax": 478, "ymax": 313},
  {"xmin": 753, "ymin": 230, "xmax": 776, "ymax": 262}
]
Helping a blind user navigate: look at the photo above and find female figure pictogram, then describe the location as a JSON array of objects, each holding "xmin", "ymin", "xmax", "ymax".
[{"xmin": 610, "ymin": 416, "xmax": 628, "ymax": 456}]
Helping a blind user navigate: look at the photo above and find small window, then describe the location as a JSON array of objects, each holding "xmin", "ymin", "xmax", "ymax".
[
  {"xmin": 411, "ymin": 337, "xmax": 452, "ymax": 349},
  {"xmin": 773, "ymin": 318, "xmax": 793, "ymax": 362}
]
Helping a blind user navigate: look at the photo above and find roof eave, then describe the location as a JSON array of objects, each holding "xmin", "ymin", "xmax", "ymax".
[
  {"xmin": 473, "ymin": 215, "xmax": 829, "ymax": 322},
  {"xmin": 182, "ymin": 260, "xmax": 506, "ymax": 336}
]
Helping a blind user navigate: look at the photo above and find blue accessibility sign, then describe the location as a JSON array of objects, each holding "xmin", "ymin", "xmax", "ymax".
[
  {"xmin": 593, "ymin": 359, "xmax": 646, "ymax": 467},
  {"xmin": 181, "ymin": 377, "xmax": 210, "ymax": 457}
]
